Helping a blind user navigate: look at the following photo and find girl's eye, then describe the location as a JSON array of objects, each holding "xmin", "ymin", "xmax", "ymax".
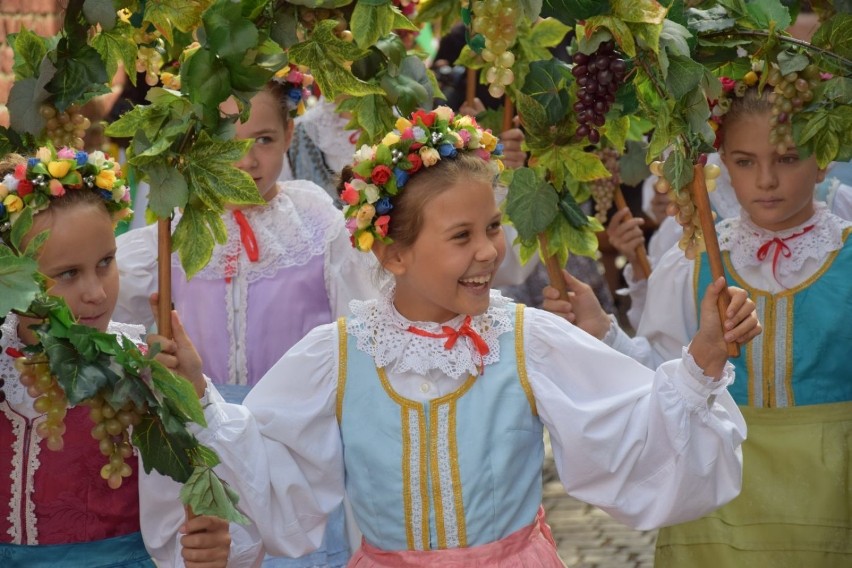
[
  {"xmin": 452, "ymin": 231, "xmax": 470, "ymax": 240},
  {"xmin": 56, "ymin": 269, "xmax": 77, "ymax": 280},
  {"xmin": 735, "ymin": 159, "xmax": 752, "ymax": 167},
  {"xmin": 779, "ymin": 155, "xmax": 799, "ymax": 164},
  {"xmin": 98, "ymin": 256, "xmax": 114, "ymax": 268},
  {"xmin": 256, "ymin": 136, "xmax": 273, "ymax": 145},
  {"xmin": 488, "ymin": 221, "xmax": 502, "ymax": 232}
]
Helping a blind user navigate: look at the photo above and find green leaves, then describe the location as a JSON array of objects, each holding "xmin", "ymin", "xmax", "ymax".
[
  {"xmin": 146, "ymin": 163, "xmax": 190, "ymax": 217},
  {"xmin": 744, "ymin": 0, "xmax": 790, "ymax": 31},
  {"xmin": 183, "ymin": 132, "xmax": 263, "ymax": 212},
  {"xmin": 523, "ymin": 59, "xmax": 573, "ymax": 124},
  {"xmin": 506, "ymin": 168, "xmax": 559, "ymax": 240},
  {"xmin": 46, "ymin": 43, "xmax": 110, "ymax": 112},
  {"xmin": 0, "ymin": 248, "xmax": 40, "ymax": 316},
  {"xmin": 91, "ymin": 23, "xmax": 139, "ymax": 85},
  {"xmin": 666, "ymin": 55, "xmax": 705, "ymax": 99},
  {"xmin": 181, "ymin": 467, "xmax": 250, "ymax": 523},
  {"xmin": 811, "ymin": 13, "xmax": 852, "ymax": 61},
  {"xmin": 9, "ymin": 29, "xmax": 48, "ymax": 79}
]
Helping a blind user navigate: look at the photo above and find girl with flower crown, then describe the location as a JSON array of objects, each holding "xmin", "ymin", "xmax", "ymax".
[
  {"xmin": 0, "ymin": 148, "xmax": 231, "ymax": 566},
  {"xmin": 547, "ymin": 84, "xmax": 852, "ymax": 565},
  {"xmin": 150, "ymin": 106, "xmax": 761, "ymax": 567},
  {"xmin": 116, "ymin": 81, "xmax": 371, "ymax": 568}
]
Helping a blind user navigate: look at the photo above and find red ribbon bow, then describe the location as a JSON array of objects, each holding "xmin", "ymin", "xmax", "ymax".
[
  {"xmin": 756, "ymin": 224, "xmax": 815, "ymax": 281},
  {"xmin": 225, "ymin": 210, "xmax": 260, "ymax": 283},
  {"xmin": 407, "ymin": 316, "xmax": 490, "ymax": 374}
]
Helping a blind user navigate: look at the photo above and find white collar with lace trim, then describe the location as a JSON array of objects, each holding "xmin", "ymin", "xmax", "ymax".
[
  {"xmin": 175, "ymin": 180, "xmax": 344, "ymax": 282},
  {"xmin": 346, "ymin": 286, "xmax": 514, "ymax": 381},
  {"xmin": 1, "ymin": 314, "xmax": 144, "ymax": 407},
  {"xmin": 717, "ymin": 203, "xmax": 852, "ymax": 276}
]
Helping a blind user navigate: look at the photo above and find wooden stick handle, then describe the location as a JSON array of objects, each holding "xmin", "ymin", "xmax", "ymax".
[
  {"xmin": 502, "ymin": 96, "xmax": 513, "ymax": 133},
  {"xmin": 465, "ymin": 68, "xmax": 476, "ymax": 108},
  {"xmin": 538, "ymin": 232, "xmax": 569, "ymax": 301},
  {"xmin": 690, "ymin": 163, "xmax": 739, "ymax": 357},
  {"xmin": 157, "ymin": 218, "xmax": 173, "ymax": 339},
  {"xmin": 613, "ymin": 188, "xmax": 652, "ymax": 280}
]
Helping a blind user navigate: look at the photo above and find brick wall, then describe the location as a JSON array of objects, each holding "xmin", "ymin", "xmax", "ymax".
[{"xmin": 0, "ymin": 0, "xmax": 63, "ymax": 127}]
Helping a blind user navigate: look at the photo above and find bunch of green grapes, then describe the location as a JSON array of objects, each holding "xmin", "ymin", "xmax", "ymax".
[
  {"xmin": 765, "ymin": 63, "xmax": 820, "ymax": 155},
  {"xmin": 472, "ymin": 0, "xmax": 519, "ymax": 98},
  {"xmin": 87, "ymin": 393, "xmax": 145, "ymax": 490},
  {"xmin": 15, "ymin": 354, "xmax": 68, "ymax": 451},
  {"xmin": 40, "ymin": 104, "xmax": 89, "ymax": 150},
  {"xmin": 650, "ymin": 160, "xmax": 722, "ymax": 260},
  {"xmin": 590, "ymin": 148, "xmax": 620, "ymax": 222}
]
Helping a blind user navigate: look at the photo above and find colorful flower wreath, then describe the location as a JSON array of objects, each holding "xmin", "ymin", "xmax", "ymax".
[
  {"xmin": 273, "ymin": 65, "xmax": 316, "ymax": 117},
  {"xmin": 0, "ymin": 145, "xmax": 132, "ymax": 238},
  {"xmin": 708, "ymin": 70, "xmax": 761, "ymax": 149},
  {"xmin": 342, "ymin": 106, "xmax": 504, "ymax": 252}
]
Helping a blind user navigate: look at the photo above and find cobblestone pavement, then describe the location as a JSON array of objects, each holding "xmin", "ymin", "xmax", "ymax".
[{"xmin": 541, "ymin": 440, "xmax": 658, "ymax": 568}]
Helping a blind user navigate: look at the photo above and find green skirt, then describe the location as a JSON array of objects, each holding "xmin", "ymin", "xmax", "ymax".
[{"xmin": 655, "ymin": 401, "xmax": 851, "ymax": 568}]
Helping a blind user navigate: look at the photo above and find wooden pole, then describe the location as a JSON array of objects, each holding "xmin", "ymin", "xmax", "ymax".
[
  {"xmin": 538, "ymin": 232, "xmax": 569, "ymax": 301},
  {"xmin": 465, "ymin": 68, "xmax": 476, "ymax": 108},
  {"xmin": 690, "ymin": 163, "xmax": 739, "ymax": 357},
  {"xmin": 157, "ymin": 218, "xmax": 172, "ymax": 339},
  {"xmin": 502, "ymin": 96, "xmax": 513, "ymax": 132},
  {"xmin": 613, "ymin": 187, "xmax": 652, "ymax": 280}
]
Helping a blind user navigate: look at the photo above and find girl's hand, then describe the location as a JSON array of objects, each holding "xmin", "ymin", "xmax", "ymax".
[
  {"xmin": 147, "ymin": 293, "xmax": 205, "ymax": 398},
  {"xmin": 180, "ymin": 515, "xmax": 231, "ymax": 568},
  {"xmin": 606, "ymin": 207, "xmax": 645, "ymax": 266},
  {"xmin": 689, "ymin": 277, "xmax": 762, "ymax": 379},
  {"xmin": 542, "ymin": 269, "xmax": 612, "ymax": 340},
  {"xmin": 499, "ymin": 127, "xmax": 526, "ymax": 170}
]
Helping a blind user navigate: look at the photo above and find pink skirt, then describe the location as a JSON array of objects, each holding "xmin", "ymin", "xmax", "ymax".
[{"xmin": 348, "ymin": 507, "xmax": 566, "ymax": 568}]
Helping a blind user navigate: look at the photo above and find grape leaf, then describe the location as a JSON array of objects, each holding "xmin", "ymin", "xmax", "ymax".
[
  {"xmin": 9, "ymin": 29, "xmax": 48, "ymax": 79},
  {"xmin": 83, "ymin": 0, "xmax": 117, "ymax": 30},
  {"xmin": 181, "ymin": 467, "xmax": 249, "ymax": 523},
  {"xmin": 0, "ymin": 250, "xmax": 40, "ymax": 316},
  {"xmin": 612, "ymin": 0, "xmax": 667, "ymax": 24},
  {"xmin": 91, "ymin": 23, "xmax": 138, "ymax": 86},
  {"xmin": 744, "ymin": 0, "xmax": 790, "ymax": 31},
  {"xmin": 810, "ymin": 13, "xmax": 852, "ymax": 60},
  {"xmin": 666, "ymin": 54, "xmax": 705, "ymax": 99},
  {"xmin": 144, "ymin": 0, "xmax": 208, "ymax": 44},
  {"xmin": 146, "ymin": 163, "xmax": 190, "ymax": 217},
  {"xmin": 506, "ymin": 168, "xmax": 559, "ymax": 241},
  {"xmin": 351, "ymin": 1, "xmax": 396, "ymax": 49}
]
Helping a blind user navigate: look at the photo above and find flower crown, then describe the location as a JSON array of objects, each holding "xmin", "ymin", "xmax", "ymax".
[
  {"xmin": 0, "ymin": 145, "xmax": 132, "ymax": 238},
  {"xmin": 341, "ymin": 106, "xmax": 504, "ymax": 252},
  {"xmin": 272, "ymin": 65, "xmax": 315, "ymax": 117},
  {"xmin": 708, "ymin": 71, "xmax": 761, "ymax": 149}
]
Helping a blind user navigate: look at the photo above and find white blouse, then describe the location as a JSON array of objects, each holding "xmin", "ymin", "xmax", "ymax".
[
  {"xmin": 140, "ymin": 290, "xmax": 745, "ymax": 564},
  {"xmin": 636, "ymin": 204, "xmax": 852, "ymax": 364},
  {"xmin": 112, "ymin": 180, "xmax": 380, "ymax": 329}
]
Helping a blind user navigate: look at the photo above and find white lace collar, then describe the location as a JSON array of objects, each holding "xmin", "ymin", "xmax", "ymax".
[
  {"xmin": 177, "ymin": 180, "xmax": 344, "ymax": 281},
  {"xmin": 718, "ymin": 203, "xmax": 852, "ymax": 276},
  {"xmin": 1, "ymin": 314, "xmax": 144, "ymax": 407},
  {"xmin": 346, "ymin": 286, "xmax": 514, "ymax": 380}
]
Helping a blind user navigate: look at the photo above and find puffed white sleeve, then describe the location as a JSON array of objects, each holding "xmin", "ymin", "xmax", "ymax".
[
  {"xmin": 325, "ymin": 225, "xmax": 383, "ymax": 316},
  {"xmin": 635, "ymin": 245, "xmax": 699, "ymax": 364},
  {"xmin": 523, "ymin": 307, "xmax": 746, "ymax": 531},
  {"xmin": 190, "ymin": 323, "xmax": 346, "ymax": 558},
  {"xmin": 114, "ymin": 223, "xmax": 159, "ymax": 328}
]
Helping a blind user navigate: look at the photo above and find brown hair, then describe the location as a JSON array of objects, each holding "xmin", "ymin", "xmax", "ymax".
[
  {"xmin": 721, "ymin": 87, "xmax": 773, "ymax": 136},
  {"xmin": 264, "ymin": 80, "xmax": 294, "ymax": 127},
  {"xmin": 338, "ymin": 153, "xmax": 497, "ymax": 250}
]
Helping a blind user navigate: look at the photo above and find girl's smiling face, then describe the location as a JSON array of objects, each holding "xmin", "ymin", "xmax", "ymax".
[
  {"xmin": 381, "ymin": 178, "xmax": 506, "ymax": 323},
  {"xmin": 721, "ymin": 111, "xmax": 826, "ymax": 232}
]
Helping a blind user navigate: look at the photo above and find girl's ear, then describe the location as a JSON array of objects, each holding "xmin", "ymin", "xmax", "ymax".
[
  {"xmin": 372, "ymin": 241, "xmax": 407, "ymax": 276},
  {"xmin": 816, "ymin": 165, "xmax": 827, "ymax": 184},
  {"xmin": 282, "ymin": 118, "xmax": 295, "ymax": 153}
]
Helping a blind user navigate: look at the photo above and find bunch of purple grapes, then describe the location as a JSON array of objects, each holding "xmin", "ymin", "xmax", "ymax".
[{"xmin": 571, "ymin": 41, "xmax": 627, "ymax": 144}]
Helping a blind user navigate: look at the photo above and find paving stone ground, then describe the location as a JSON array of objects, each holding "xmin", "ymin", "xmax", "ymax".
[{"xmin": 541, "ymin": 436, "xmax": 658, "ymax": 568}]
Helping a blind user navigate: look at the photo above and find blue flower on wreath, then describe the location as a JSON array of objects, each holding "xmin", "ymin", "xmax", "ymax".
[
  {"xmin": 375, "ymin": 196, "xmax": 393, "ymax": 215},
  {"xmin": 494, "ymin": 143, "xmax": 504, "ymax": 156},
  {"xmin": 438, "ymin": 144, "xmax": 457, "ymax": 158},
  {"xmin": 394, "ymin": 167, "xmax": 409, "ymax": 188},
  {"xmin": 28, "ymin": 158, "xmax": 39, "ymax": 168},
  {"xmin": 288, "ymin": 89, "xmax": 303, "ymax": 103},
  {"xmin": 76, "ymin": 151, "xmax": 88, "ymax": 166}
]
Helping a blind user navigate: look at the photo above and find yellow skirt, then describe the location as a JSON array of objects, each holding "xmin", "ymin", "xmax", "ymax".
[{"xmin": 655, "ymin": 401, "xmax": 852, "ymax": 568}]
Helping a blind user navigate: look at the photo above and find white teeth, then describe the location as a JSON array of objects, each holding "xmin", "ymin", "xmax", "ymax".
[{"xmin": 460, "ymin": 275, "xmax": 490, "ymax": 284}]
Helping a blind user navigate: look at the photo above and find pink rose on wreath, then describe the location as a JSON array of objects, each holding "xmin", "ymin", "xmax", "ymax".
[
  {"xmin": 375, "ymin": 215, "xmax": 390, "ymax": 237},
  {"xmin": 14, "ymin": 163, "xmax": 26, "ymax": 181},
  {"xmin": 371, "ymin": 165, "xmax": 392, "ymax": 185},
  {"xmin": 720, "ymin": 77, "xmax": 736, "ymax": 93},
  {"xmin": 407, "ymin": 153, "xmax": 423, "ymax": 173},
  {"xmin": 49, "ymin": 179, "xmax": 65, "ymax": 197},
  {"xmin": 411, "ymin": 110, "xmax": 436, "ymax": 127},
  {"xmin": 16, "ymin": 179, "xmax": 34, "ymax": 197},
  {"xmin": 341, "ymin": 182, "xmax": 360, "ymax": 205}
]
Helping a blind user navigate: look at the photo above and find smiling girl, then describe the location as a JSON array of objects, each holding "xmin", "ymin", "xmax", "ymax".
[{"xmin": 150, "ymin": 106, "xmax": 764, "ymax": 567}]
